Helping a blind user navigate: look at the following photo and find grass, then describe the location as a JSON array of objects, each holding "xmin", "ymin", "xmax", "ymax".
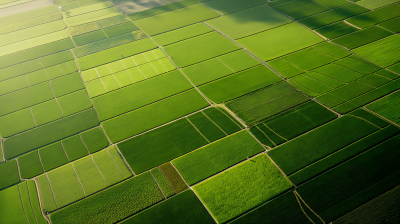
[
  {"xmin": 206, "ymin": 5, "xmax": 292, "ymax": 39},
  {"xmin": 19, "ymin": 182, "xmax": 37, "ymax": 224},
  {"xmin": 204, "ymin": 0, "xmax": 265, "ymax": 15},
  {"xmin": 333, "ymin": 56, "xmax": 380, "ymax": 74},
  {"xmin": 0, "ymin": 108, "xmax": 35, "ymax": 138},
  {"xmin": 173, "ymin": 130, "xmax": 264, "ymax": 185},
  {"xmin": 334, "ymin": 185, "xmax": 400, "ymax": 224},
  {"xmin": 296, "ymin": 135, "xmax": 400, "ymax": 222},
  {"xmin": 80, "ymin": 127, "xmax": 109, "ymax": 153},
  {"xmin": 268, "ymin": 58, "xmax": 305, "ymax": 78},
  {"xmin": 121, "ymin": 190, "xmax": 215, "ymax": 224},
  {"xmin": 47, "ymin": 164, "xmax": 85, "ymax": 208},
  {"xmin": 237, "ymin": 22, "xmax": 324, "ymax": 61},
  {"xmin": 164, "ymin": 32, "xmax": 240, "ymax": 68},
  {"xmin": 199, "ymin": 65, "xmax": 282, "ymax": 103},
  {"xmin": 118, "ymin": 118, "xmax": 208, "ymax": 174},
  {"xmin": 159, "ymin": 162, "xmax": 188, "ymax": 193},
  {"xmin": 36, "ymin": 174, "xmax": 57, "ymax": 212},
  {"xmin": 103, "ymin": 22, "xmax": 139, "ymax": 37},
  {"xmin": 17, "ymin": 150, "xmax": 44, "ymax": 179},
  {"xmin": 353, "ymin": 35, "xmax": 400, "ymax": 67},
  {"xmin": 39, "ymin": 142, "xmax": 69, "ymax": 172},
  {"xmin": 366, "ymin": 90, "xmax": 400, "ymax": 125},
  {"xmin": 379, "ymin": 17, "xmax": 400, "ymax": 33},
  {"xmin": 93, "ymin": 70, "xmax": 192, "ymax": 121},
  {"xmin": 226, "ymin": 83, "xmax": 309, "ymax": 124},
  {"xmin": 27, "ymin": 180, "xmax": 48, "ymax": 224},
  {"xmin": 77, "ymin": 38, "xmax": 157, "ymax": 71},
  {"xmin": 0, "ymin": 83, "xmax": 54, "ymax": 117},
  {"xmin": 356, "ymin": 0, "xmax": 399, "ymax": 9},
  {"xmin": 64, "ymin": 8, "xmax": 122, "ymax": 27},
  {"xmin": 102, "ymin": 89, "xmax": 209, "ymax": 143},
  {"xmin": 107, "ymin": 146, "xmax": 132, "ymax": 178},
  {"xmin": 0, "ymin": 76, "xmax": 28, "ymax": 95},
  {"xmin": 282, "ymin": 47, "xmax": 337, "ymax": 70},
  {"xmin": 268, "ymin": 115, "xmax": 378, "ymax": 176},
  {"xmin": 91, "ymin": 149, "xmax": 130, "ymax": 186},
  {"xmin": 0, "ymin": 160, "xmax": 20, "ymax": 190},
  {"xmin": 315, "ymin": 22, "xmax": 358, "ymax": 39},
  {"xmin": 57, "ymin": 90, "xmax": 93, "ymax": 116},
  {"xmin": 359, "ymin": 74, "xmax": 391, "ymax": 87},
  {"xmin": 3, "ymin": 109, "xmax": 99, "ymax": 160},
  {"xmin": 0, "ymin": 59, "xmax": 42, "ymax": 82},
  {"xmin": 183, "ymin": 58, "xmax": 233, "ymax": 86},
  {"xmin": 61, "ymin": 135, "xmax": 89, "ymax": 161},
  {"xmin": 299, "ymin": 4, "xmax": 369, "ymax": 29},
  {"xmin": 218, "ymin": 50, "xmax": 260, "ymax": 72},
  {"xmin": 50, "ymin": 73, "xmax": 85, "ymax": 97},
  {"xmin": 134, "ymin": 4, "xmax": 219, "ymax": 36},
  {"xmin": 187, "ymin": 111, "xmax": 226, "ymax": 142},
  {"xmin": 290, "ymin": 75, "xmax": 333, "ymax": 96},
  {"xmin": 193, "ymin": 154, "xmax": 292, "ymax": 224},
  {"xmin": 50, "ymin": 172, "xmax": 164, "ymax": 224},
  {"xmin": 346, "ymin": 4, "xmax": 400, "ymax": 28},
  {"xmin": 97, "ymin": 15, "xmax": 130, "ymax": 28},
  {"xmin": 273, "ymin": 0, "xmax": 329, "ymax": 19},
  {"xmin": 68, "ymin": 22, "xmax": 100, "ymax": 36},
  {"xmin": 317, "ymin": 82, "xmax": 374, "ymax": 107},
  {"xmin": 313, "ymin": 42, "xmax": 351, "ymax": 58},
  {"xmin": 151, "ymin": 168, "xmax": 175, "ymax": 198},
  {"xmin": 332, "ymin": 26, "xmax": 392, "ymax": 49},
  {"xmin": 230, "ymin": 192, "xmax": 310, "ymax": 224},
  {"xmin": 73, "ymin": 30, "xmax": 108, "ymax": 46},
  {"xmin": 289, "ymin": 125, "xmax": 399, "ymax": 185},
  {"xmin": 202, "ymin": 107, "xmax": 242, "ymax": 134},
  {"xmin": 31, "ymin": 100, "xmax": 63, "ymax": 126},
  {"xmin": 0, "ymin": 185, "xmax": 27, "ymax": 223},
  {"xmin": 38, "ymin": 50, "xmax": 74, "ymax": 68},
  {"xmin": 152, "ymin": 23, "xmax": 213, "ymax": 46},
  {"xmin": 0, "ymin": 38, "xmax": 74, "ymax": 70},
  {"xmin": 73, "ymin": 156, "xmax": 107, "ymax": 196}
]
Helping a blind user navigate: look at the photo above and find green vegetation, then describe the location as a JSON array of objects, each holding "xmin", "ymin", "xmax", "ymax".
[
  {"xmin": 57, "ymin": 90, "xmax": 93, "ymax": 116},
  {"xmin": 31, "ymin": 100, "xmax": 63, "ymax": 126},
  {"xmin": 73, "ymin": 156, "xmax": 107, "ymax": 196},
  {"xmin": 47, "ymin": 164, "xmax": 85, "ymax": 208},
  {"xmin": 203, "ymin": 107, "xmax": 243, "ymax": 133},
  {"xmin": 0, "ymin": 108, "xmax": 35, "ymax": 137},
  {"xmin": 237, "ymin": 23, "xmax": 324, "ymax": 61},
  {"xmin": 226, "ymin": 83, "xmax": 309, "ymax": 124},
  {"xmin": 346, "ymin": 4, "xmax": 400, "ymax": 28},
  {"xmin": 366, "ymin": 90, "xmax": 400, "ymax": 125},
  {"xmin": 122, "ymin": 190, "xmax": 216, "ymax": 224},
  {"xmin": 194, "ymin": 154, "xmax": 292, "ymax": 223},
  {"xmin": 282, "ymin": 47, "xmax": 337, "ymax": 70},
  {"xmin": 159, "ymin": 162, "xmax": 188, "ymax": 193},
  {"xmin": 38, "ymin": 50, "xmax": 74, "ymax": 68},
  {"xmin": 269, "ymin": 116, "xmax": 378, "ymax": 175},
  {"xmin": 296, "ymin": 135, "xmax": 400, "ymax": 222},
  {"xmin": 18, "ymin": 150, "xmax": 44, "ymax": 179},
  {"xmin": 50, "ymin": 172, "xmax": 164, "ymax": 224},
  {"xmin": 80, "ymin": 127, "xmax": 109, "ymax": 153},
  {"xmin": 315, "ymin": 22, "xmax": 358, "ymax": 39},
  {"xmin": 379, "ymin": 17, "xmax": 400, "ymax": 33},
  {"xmin": 187, "ymin": 112, "xmax": 226, "ymax": 142},
  {"xmin": 164, "ymin": 32, "xmax": 240, "ymax": 68},
  {"xmin": 3, "ymin": 109, "xmax": 99, "ymax": 159},
  {"xmin": 62, "ymin": 135, "xmax": 89, "ymax": 161},
  {"xmin": 0, "ymin": 5, "xmax": 59, "ymax": 26},
  {"xmin": 206, "ymin": 5, "xmax": 291, "ymax": 39},
  {"xmin": 103, "ymin": 22, "xmax": 139, "ymax": 37},
  {"xmin": 93, "ymin": 70, "xmax": 192, "ymax": 121},
  {"xmin": 204, "ymin": 0, "xmax": 265, "ymax": 15},
  {"xmin": 39, "ymin": 142, "xmax": 69, "ymax": 172},
  {"xmin": 0, "ymin": 76, "xmax": 28, "ymax": 95},
  {"xmin": 0, "ymin": 59, "xmax": 42, "ymax": 82},
  {"xmin": 218, "ymin": 50, "xmax": 260, "ymax": 72},
  {"xmin": 151, "ymin": 168, "xmax": 175, "ymax": 198},
  {"xmin": 0, "ymin": 185, "xmax": 28, "ymax": 223},
  {"xmin": 36, "ymin": 174, "xmax": 57, "ymax": 212},
  {"xmin": 173, "ymin": 130, "xmax": 264, "ymax": 185},
  {"xmin": 332, "ymin": 26, "xmax": 392, "ymax": 49},
  {"xmin": 107, "ymin": 146, "xmax": 132, "ymax": 178},
  {"xmin": 102, "ymin": 89, "xmax": 209, "ymax": 143},
  {"xmin": 152, "ymin": 23, "xmax": 213, "ymax": 46},
  {"xmin": 118, "ymin": 118, "xmax": 208, "ymax": 174},
  {"xmin": 50, "ymin": 72, "xmax": 85, "ymax": 97},
  {"xmin": 273, "ymin": 0, "xmax": 329, "ymax": 19},
  {"xmin": 183, "ymin": 58, "xmax": 233, "ymax": 86},
  {"xmin": 230, "ymin": 192, "xmax": 310, "ymax": 224},
  {"xmin": 73, "ymin": 30, "xmax": 108, "ymax": 46},
  {"xmin": 134, "ymin": 4, "xmax": 219, "ymax": 36},
  {"xmin": 0, "ymin": 160, "xmax": 20, "ymax": 190},
  {"xmin": 289, "ymin": 125, "xmax": 400, "ymax": 185},
  {"xmin": 18, "ymin": 182, "xmax": 37, "ymax": 224},
  {"xmin": 27, "ymin": 180, "xmax": 48, "ymax": 224},
  {"xmin": 97, "ymin": 15, "xmax": 130, "ymax": 28},
  {"xmin": 199, "ymin": 66, "xmax": 282, "ymax": 103}
]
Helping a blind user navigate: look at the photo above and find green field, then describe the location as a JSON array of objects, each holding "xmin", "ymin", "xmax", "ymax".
[{"xmin": 1, "ymin": 0, "xmax": 400, "ymax": 223}]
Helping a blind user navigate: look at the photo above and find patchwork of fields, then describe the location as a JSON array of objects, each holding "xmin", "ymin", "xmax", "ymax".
[{"xmin": 1, "ymin": 0, "xmax": 400, "ymax": 223}]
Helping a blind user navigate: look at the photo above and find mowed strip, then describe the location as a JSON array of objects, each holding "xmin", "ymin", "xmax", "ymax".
[
  {"xmin": 93, "ymin": 70, "xmax": 193, "ymax": 121},
  {"xmin": 102, "ymin": 89, "xmax": 210, "ymax": 143},
  {"xmin": 134, "ymin": 4, "xmax": 220, "ymax": 36}
]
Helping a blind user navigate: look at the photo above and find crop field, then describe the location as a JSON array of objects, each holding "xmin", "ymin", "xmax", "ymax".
[{"xmin": 1, "ymin": 0, "xmax": 400, "ymax": 223}]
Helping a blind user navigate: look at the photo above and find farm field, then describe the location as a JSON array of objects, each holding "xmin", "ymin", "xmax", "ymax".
[{"xmin": 0, "ymin": 0, "xmax": 400, "ymax": 223}]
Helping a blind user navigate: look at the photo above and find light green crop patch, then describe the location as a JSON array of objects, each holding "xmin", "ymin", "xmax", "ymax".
[
  {"xmin": 237, "ymin": 22, "xmax": 324, "ymax": 61},
  {"xmin": 0, "ymin": 185, "xmax": 28, "ymax": 223},
  {"xmin": 0, "ymin": 108, "xmax": 35, "ymax": 138},
  {"xmin": 194, "ymin": 154, "xmax": 292, "ymax": 223}
]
